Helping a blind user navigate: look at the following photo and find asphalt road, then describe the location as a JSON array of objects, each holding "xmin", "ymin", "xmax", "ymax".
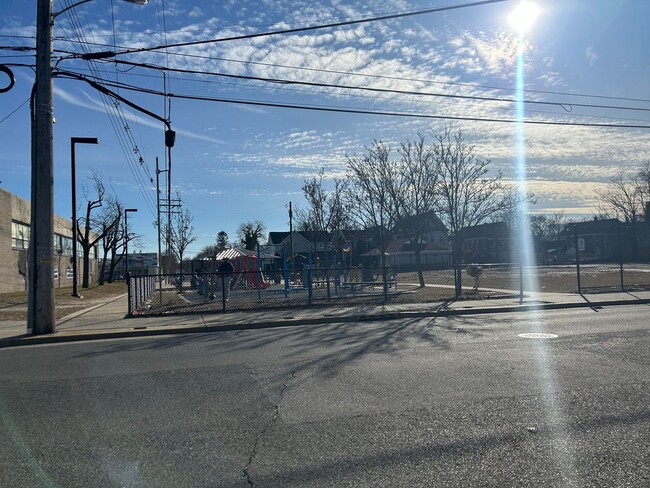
[{"xmin": 0, "ymin": 306, "xmax": 648, "ymax": 487}]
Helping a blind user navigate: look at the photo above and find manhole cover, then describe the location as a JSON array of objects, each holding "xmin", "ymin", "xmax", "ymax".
[{"xmin": 518, "ymin": 333, "xmax": 558, "ymax": 339}]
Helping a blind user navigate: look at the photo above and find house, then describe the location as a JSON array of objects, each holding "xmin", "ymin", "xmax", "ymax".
[
  {"xmin": 456, "ymin": 222, "xmax": 512, "ymax": 264},
  {"xmin": 266, "ymin": 231, "xmax": 336, "ymax": 268},
  {"xmin": 558, "ymin": 218, "xmax": 650, "ymax": 261},
  {"xmin": 393, "ymin": 211, "xmax": 450, "ymax": 249},
  {"xmin": 359, "ymin": 213, "xmax": 452, "ymax": 268},
  {"xmin": 0, "ymin": 188, "xmax": 99, "ymax": 293},
  {"xmin": 362, "ymin": 238, "xmax": 452, "ymax": 268}
]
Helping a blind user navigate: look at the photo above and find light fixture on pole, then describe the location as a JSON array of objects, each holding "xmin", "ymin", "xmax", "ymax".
[
  {"xmin": 70, "ymin": 137, "xmax": 98, "ymax": 298},
  {"xmin": 29, "ymin": 0, "xmax": 149, "ymax": 335},
  {"xmin": 124, "ymin": 208, "xmax": 138, "ymax": 280}
]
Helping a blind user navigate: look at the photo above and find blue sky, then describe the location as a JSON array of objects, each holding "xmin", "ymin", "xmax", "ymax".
[{"xmin": 1, "ymin": 0, "xmax": 649, "ymax": 255}]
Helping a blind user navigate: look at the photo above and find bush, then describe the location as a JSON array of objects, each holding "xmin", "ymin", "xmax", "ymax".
[{"xmin": 466, "ymin": 264, "xmax": 483, "ymax": 290}]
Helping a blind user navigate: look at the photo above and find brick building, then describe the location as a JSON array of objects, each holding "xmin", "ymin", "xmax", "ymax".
[{"xmin": 0, "ymin": 188, "xmax": 99, "ymax": 293}]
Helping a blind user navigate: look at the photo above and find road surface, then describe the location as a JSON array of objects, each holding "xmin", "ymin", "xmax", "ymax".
[{"xmin": 0, "ymin": 306, "xmax": 648, "ymax": 487}]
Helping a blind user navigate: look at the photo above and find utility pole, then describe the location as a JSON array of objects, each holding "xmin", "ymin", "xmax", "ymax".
[
  {"xmin": 28, "ymin": 0, "xmax": 150, "ymax": 335},
  {"xmin": 28, "ymin": 0, "xmax": 55, "ymax": 334},
  {"xmin": 156, "ymin": 157, "xmax": 163, "ymax": 303},
  {"xmin": 289, "ymin": 201, "xmax": 294, "ymax": 277}
]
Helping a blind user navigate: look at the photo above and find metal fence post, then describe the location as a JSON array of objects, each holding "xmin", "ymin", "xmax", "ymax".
[
  {"xmin": 326, "ymin": 267, "xmax": 331, "ymax": 300},
  {"xmin": 383, "ymin": 265, "xmax": 388, "ymax": 304},
  {"xmin": 308, "ymin": 266, "xmax": 313, "ymax": 306},
  {"xmin": 127, "ymin": 272, "xmax": 132, "ymax": 316},
  {"xmin": 221, "ymin": 273, "xmax": 226, "ymax": 312},
  {"xmin": 574, "ymin": 225, "xmax": 582, "ymax": 294}
]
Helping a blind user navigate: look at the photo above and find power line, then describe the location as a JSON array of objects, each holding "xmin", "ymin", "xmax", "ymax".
[
  {"xmin": 46, "ymin": 38, "xmax": 650, "ymax": 105},
  {"xmin": 72, "ymin": 0, "xmax": 508, "ymax": 59},
  {"xmin": 58, "ymin": 71, "xmax": 650, "ymax": 130},
  {"xmin": 58, "ymin": 2, "xmax": 158, "ymax": 217},
  {"xmin": 108, "ymin": 59, "xmax": 650, "ymax": 114}
]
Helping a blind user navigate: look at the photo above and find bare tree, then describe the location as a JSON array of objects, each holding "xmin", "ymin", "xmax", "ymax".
[
  {"xmin": 432, "ymin": 126, "xmax": 508, "ymax": 262},
  {"xmin": 596, "ymin": 171, "xmax": 645, "ymax": 223},
  {"xmin": 637, "ymin": 161, "xmax": 650, "ymax": 205},
  {"xmin": 167, "ymin": 206, "xmax": 197, "ymax": 291},
  {"xmin": 393, "ymin": 135, "xmax": 440, "ymax": 287},
  {"xmin": 490, "ymin": 186, "xmax": 536, "ymax": 234},
  {"xmin": 346, "ymin": 140, "xmax": 401, "ymax": 268},
  {"xmin": 530, "ymin": 212, "xmax": 570, "ymax": 243},
  {"xmin": 77, "ymin": 172, "xmax": 119, "ymax": 288},
  {"xmin": 98, "ymin": 194, "xmax": 122, "ymax": 285},
  {"xmin": 296, "ymin": 168, "xmax": 351, "ymax": 258},
  {"xmin": 237, "ymin": 221, "xmax": 266, "ymax": 250},
  {"xmin": 194, "ymin": 244, "xmax": 217, "ymax": 261}
]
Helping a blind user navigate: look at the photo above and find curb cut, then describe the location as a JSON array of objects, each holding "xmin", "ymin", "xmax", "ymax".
[{"xmin": 1, "ymin": 297, "xmax": 649, "ymax": 349}]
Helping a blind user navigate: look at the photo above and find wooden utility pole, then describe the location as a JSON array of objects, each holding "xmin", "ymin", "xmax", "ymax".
[{"xmin": 28, "ymin": 0, "xmax": 55, "ymax": 334}]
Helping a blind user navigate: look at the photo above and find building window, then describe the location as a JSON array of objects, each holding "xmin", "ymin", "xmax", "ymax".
[
  {"xmin": 61, "ymin": 236, "xmax": 73, "ymax": 256},
  {"xmin": 11, "ymin": 221, "xmax": 30, "ymax": 249}
]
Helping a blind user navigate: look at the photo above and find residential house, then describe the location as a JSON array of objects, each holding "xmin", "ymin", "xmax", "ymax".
[
  {"xmin": 558, "ymin": 218, "xmax": 650, "ymax": 261},
  {"xmin": 456, "ymin": 222, "xmax": 512, "ymax": 264}
]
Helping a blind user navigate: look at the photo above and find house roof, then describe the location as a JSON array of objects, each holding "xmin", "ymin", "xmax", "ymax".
[
  {"xmin": 457, "ymin": 222, "xmax": 509, "ymax": 239},
  {"xmin": 393, "ymin": 211, "xmax": 448, "ymax": 236},
  {"xmin": 559, "ymin": 218, "xmax": 621, "ymax": 236},
  {"xmin": 363, "ymin": 238, "xmax": 450, "ymax": 256},
  {"xmin": 215, "ymin": 247, "xmax": 256, "ymax": 260}
]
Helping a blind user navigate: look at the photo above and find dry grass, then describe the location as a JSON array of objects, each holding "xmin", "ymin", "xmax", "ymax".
[{"xmin": 0, "ymin": 282, "xmax": 127, "ymax": 321}]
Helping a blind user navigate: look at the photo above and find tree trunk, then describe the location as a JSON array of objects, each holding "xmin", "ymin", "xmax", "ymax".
[
  {"xmin": 415, "ymin": 247, "xmax": 425, "ymax": 288},
  {"xmin": 82, "ymin": 248, "xmax": 90, "ymax": 288}
]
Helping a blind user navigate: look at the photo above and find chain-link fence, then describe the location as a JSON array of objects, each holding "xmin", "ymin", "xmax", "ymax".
[
  {"xmin": 572, "ymin": 222, "xmax": 650, "ymax": 293},
  {"xmin": 127, "ymin": 266, "xmax": 463, "ymax": 316},
  {"xmin": 127, "ymin": 255, "xmax": 650, "ymax": 316}
]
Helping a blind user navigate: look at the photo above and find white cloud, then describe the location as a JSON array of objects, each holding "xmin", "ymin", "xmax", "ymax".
[{"xmin": 585, "ymin": 46, "xmax": 598, "ymax": 66}]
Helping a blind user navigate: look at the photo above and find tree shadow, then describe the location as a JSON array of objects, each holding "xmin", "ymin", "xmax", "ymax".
[{"xmin": 71, "ymin": 314, "xmax": 494, "ymax": 380}]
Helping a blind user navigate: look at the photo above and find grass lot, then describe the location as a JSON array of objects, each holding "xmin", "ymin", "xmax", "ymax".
[{"xmin": 0, "ymin": 282, "xmax": 127, "ymax": 321}]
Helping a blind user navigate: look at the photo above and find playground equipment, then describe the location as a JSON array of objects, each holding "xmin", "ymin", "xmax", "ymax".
[{"xmin": 231, "ymin": 255, "xmax": 270, "ymax": 289}]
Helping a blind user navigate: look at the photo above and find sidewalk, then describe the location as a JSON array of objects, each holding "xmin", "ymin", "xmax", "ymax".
[{"xmin": 2, "ymin": 289, "xmax": 650, "ymax": 348}]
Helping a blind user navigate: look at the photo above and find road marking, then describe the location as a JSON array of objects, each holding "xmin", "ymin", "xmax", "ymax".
[{"xmin": 518, "ymin": 332, "xmax": 559, "ymax": 339}]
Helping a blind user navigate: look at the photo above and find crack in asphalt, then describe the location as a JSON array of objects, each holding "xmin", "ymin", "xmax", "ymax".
[{"xmin": 242, "ymin": 370, "xmax": 295, "ymax": 486}]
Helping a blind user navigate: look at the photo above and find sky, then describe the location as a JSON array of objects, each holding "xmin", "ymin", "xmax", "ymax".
[{"xmin": 1, "ymin": 0, "xmax": 649, "ymax": 256}]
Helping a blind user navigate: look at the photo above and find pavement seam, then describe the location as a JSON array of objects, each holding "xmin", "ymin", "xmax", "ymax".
[{"xmin": 242, "ymin": 370, "xmax": 295, "ymax": 487}]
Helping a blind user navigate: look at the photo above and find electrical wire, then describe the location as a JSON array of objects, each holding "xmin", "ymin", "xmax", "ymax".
[
  {"xmin": 45, "ymin": 39, "xmax": 650, "ymax": 105},
  {"xmin": 67, "ymin": 0, "xmax": 508, "ymax": 59},
  {"xmin": 58, "ymin": 0, "xmax": 158, "ymax": 216},
  {"xmin": 0, "ymin": 97, "xmax": 29, "ymax": 124},
  {"xmin": 56, "ymin": 70, "xmax": 650, "ymax": 130},
  {"xmin": 107, "ymin": 59, "xmax": 650, "ymax": 114}
]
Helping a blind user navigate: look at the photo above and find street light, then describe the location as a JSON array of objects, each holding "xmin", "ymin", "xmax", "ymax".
[
  {"xmin": 29, "ymin": 0, "xmax": 149, "ymax": 335},
  {"xmin": 124, "ymin": 208, "xmax": 138, "ymax": 279},
  {"xmin": 70, "ymin": 137, "xmax": 98, "ymax": 298}
]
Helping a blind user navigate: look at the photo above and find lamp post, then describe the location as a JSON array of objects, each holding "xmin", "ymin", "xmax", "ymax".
[
  {"xmin": 70, "ymin": 137, "xmax": 98, "ymax": 298},
  {"xmin": 124, "ymin": 208, "xmax": 138, "ymax": 279},
  {"xmin": 28, "ymin": 0, "xmax": 149, "ymax": 335}
]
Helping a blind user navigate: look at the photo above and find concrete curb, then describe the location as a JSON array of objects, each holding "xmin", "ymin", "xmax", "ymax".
[{"xmin": 1, "ymin": 297, "xmax": 649, "ymax": 349}]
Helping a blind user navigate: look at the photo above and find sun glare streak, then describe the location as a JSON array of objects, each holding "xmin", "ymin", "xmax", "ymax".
[{"xmin": 514, "ymin": 28, "xmax": 578, "ymax": 485}]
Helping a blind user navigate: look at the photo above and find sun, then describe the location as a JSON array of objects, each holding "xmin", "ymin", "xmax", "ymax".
[{"xmin": 508, "ymin": 0, "xmax": 540, "ymax": 34}]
